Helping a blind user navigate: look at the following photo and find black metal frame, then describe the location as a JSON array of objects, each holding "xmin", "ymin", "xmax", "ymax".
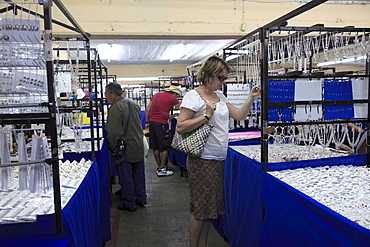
[
  {"xmin": 53, "ymin": 46, "xmax": 108, "ymax": 159},
  {"xmin": 223, "ymin": 0, "xmax": 370, "ymax": 167},
  {"xmin": 0, "ymin": 0, "xmax": 93, "ymax": 234}
]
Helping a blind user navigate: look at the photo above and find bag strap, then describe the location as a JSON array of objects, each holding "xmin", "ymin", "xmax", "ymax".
[
  {"xmin": 195, "ymin": 90, "xmax": 213, "ymax": 121},
  {"xmin": 123, "ymin": 98, "xmax": 130, "ymax": 139},
  {"xmin": 195, "ymin": 90, "xmax": 208, "ymax": 103}
]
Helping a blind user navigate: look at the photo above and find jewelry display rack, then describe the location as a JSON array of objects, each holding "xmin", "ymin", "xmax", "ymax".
[
  {"xmin": 148, "ymin": 76, "xmax": 187, "ymax": 108},
  {"xmin": 0, "ymin": 0, "xmax": 92, "ymax": 234},
  {"xmin": 125, "ymin": 86, "xmax": 149, "ymax": 110},
  {"xmin": 151, "ymin": 76, "xmax": 185, "ymax": 87},
  {"xmin": 222, "ymin": 0, "xmax": 370, "ymax": 166},
  {"xmin": 209, "ymin": 2, "xmax": 370, "ymax": 245},
  {"xmin": 150, "ymin": 76, "xmax": 187, "ymax": 92},
  {"xmin": 132, "ymin": 77, "xmax": 187, "ymax": 110},
  {"xmin": 53, "ymin": 43, "xmax": 108, "ymax": 159}
]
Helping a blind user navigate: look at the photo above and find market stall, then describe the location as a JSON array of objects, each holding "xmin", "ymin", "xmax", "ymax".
[{"xmin": 213, "ymin": 147, "xmax": 370, "ymax": 247}]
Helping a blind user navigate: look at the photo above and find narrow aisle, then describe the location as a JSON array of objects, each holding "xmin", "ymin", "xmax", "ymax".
[{"xmin": 105, "ymin": 150, "xmax": 231, "ymax": 247}]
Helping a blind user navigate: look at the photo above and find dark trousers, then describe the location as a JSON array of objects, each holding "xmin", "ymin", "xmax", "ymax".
[{"xmin": 117, "ymin": 159, "xmax": 147, "ymax": 209}]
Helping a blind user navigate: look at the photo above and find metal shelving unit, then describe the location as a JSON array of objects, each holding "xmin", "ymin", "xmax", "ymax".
[
  {"xmin": 53, "ymin": 45, "xmax": 108, "ymax": 158},
  {"xmin": 223, "ymin": 0, "xmax": 370, "ymax": 166},
  {"xmin": 0, "ymin": 0, "xmax": 93, "ymax": 234}
]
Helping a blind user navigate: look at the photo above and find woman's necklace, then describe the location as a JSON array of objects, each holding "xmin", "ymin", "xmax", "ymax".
[{"xmin": 197, "ymin": 87, "xmax": 219, "ymax": 102}]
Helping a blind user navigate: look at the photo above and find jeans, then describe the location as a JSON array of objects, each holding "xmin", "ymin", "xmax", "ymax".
[{"xmin": 117, "ymin": 159, "xmax": 147, "ymax": 209}]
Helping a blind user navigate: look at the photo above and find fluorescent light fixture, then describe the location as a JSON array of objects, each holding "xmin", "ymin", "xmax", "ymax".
[
  {"xmin": 117, "ymin": 77, "xmax": 159, "ymax": 82},
  {"xmin": 96, "ymin": 44, "xmax": 123, "ymax": 62},
  {"xmin": 117, "ymin": 76, "xmax": 186, "ymax": 82},
  {"xmin": 226, "ymin": 54, "xmax": 240, "ymax": 61},
  {"xmin": 317, "ymin": 55, "xmax": 366, "ymax": 66}
]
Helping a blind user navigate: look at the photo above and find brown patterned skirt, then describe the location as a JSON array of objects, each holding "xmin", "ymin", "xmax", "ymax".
[{"xmin": 187, "ymin": 156, "xmax": 225, "ymax": 220}]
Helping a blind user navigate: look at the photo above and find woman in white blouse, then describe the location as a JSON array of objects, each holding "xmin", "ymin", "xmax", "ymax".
[{"xmin": 176, "ymin": 56, "xmax": 261, "ymax": 247}]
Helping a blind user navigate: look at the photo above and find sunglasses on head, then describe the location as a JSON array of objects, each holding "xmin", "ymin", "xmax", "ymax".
[{"xmin": 218, "ymin": 76, "xmax": 228, "ymax": 82}]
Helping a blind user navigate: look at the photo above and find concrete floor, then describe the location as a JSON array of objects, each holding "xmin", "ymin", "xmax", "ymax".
[{"xmin": 104, "ymin": 150, "xmax": 231, "ymax": 247}]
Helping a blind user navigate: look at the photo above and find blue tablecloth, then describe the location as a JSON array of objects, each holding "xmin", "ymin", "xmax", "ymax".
[
  {"xmin": 261, "ymin": 173, "xmax": 370, "ymax": 247},
  {"xmin": 169, "ymin": 148, "xmax": 188, "ymax": 169},
  {"xmin": 213, "ymin": 148, "xmax": 264, "ymax": 246},
  {"xmin": 0, "ymin": 234, "xmax": 70, "ymax": 247},
  {"xmin": 0, "ymin": 142, "xmax": 112, "ymax": 247},
  {"xmin": 214, "ymin": 148, "xmax": 370, "ymax": 246},
  {"xmin": 62, "ymin": 151, "xmax": 94, "ymax": 162},
  {"xmin": 60, "ymin": 141, "xmax": 111, "ymax": 246},
  {"xmin": 141, "ymin": 110, "xmax": 146, "ymax": 130}
]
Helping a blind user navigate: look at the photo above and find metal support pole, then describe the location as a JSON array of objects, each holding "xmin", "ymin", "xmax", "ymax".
[
  {"xmin": 101, "ymin": 67, "xmax": 108, "ymax": 137},
  {"xmin": 260, "ymin": 27, "xmax": 269, "ymax": 164},
  {"xmin": 366, "ymin": 54, "xmax": 370, "ymax": 168},
  {"xmin": 86, "ymin": 40, "xmax": 95, "ymax": 160},
  {"xmin": 42, "ymin": 0, "xmax": 63, "ymax": 235},
  {"xmin": 93, "ymin": 51, "xmax": 100, "ymax": 148}
]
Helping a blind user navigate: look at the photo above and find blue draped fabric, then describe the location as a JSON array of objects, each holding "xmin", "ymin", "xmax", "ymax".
[
  {"xmin": 62, "ymin": 158, "xmax": 102, "ymax": 246},
  {"xmin": 260, "ymin": 173, "xmax": 370, "ymax": 247},
  {"xmin": 62, "ymin": 151, "xmax": 93, "ymax": 162},
  {"xmin": 169, "ymin": 148, "xmax": 188, "ymax": 169},
  {"xmin": 215, "ymin": 148, "xmax": 265, "ymax": 247},
  {"xmin": 0, "ymin": 142, "xmax": 111, "ymax": 247},
  {"xmin": 215, "ymin": 147, "xmax": 370, "ymax": 247},
  {"xmin": 61, "ymin": 141, "xmax": 111, "ymax": 247},
  {"xmin": 140, "ymin": 110, "xmax": 146, "ymax": 130},
  {"xmin": 93, "ymin": 141, "xmax": 112, "ymax": 243},
  {"xmin": 0, "ymin": 234, "xmax": 70, "ymax": 247}
]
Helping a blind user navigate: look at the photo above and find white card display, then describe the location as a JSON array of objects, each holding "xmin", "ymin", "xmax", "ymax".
[
  {"xmin": 352, "ymin": 78, "xmax": 368, "ymax": 119},
  {"xmin": 57, "ymin": 72, "xmax": 72, "ymax": 93},
  {"xmin": 294, "ymin": 78, "xmax": 322, "ymax": 101},
  {"xmin": 294, "ymin": 78, "xmax": 323, "ymax": 121}
]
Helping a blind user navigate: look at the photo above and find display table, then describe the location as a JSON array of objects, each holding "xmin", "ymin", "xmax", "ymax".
[
  {"xmin": 0, "ymin": 142, "xmax": 112, "ymax": 247},
  {"xmin": 213, "ymin": 147, "xmax": 370, "ymax": 246}
]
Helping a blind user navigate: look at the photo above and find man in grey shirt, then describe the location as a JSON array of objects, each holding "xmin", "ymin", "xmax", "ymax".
[{"xmin": 105, "ymin": 82, "xmax": 147, "ymax": 212}]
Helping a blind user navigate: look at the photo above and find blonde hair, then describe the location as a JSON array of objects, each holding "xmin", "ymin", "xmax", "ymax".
[{"xmin": 197, "ymin": 56, "xmax": 231, "ymax": 86}]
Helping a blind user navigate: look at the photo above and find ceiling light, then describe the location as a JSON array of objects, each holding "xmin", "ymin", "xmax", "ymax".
[
  {"xmin": 161, "ymin": 44, "xmax": 196, "ymax": 62},
  {"xmin": 117, "ymin": 77, "xmax": 160, "ymax": 82},
  {"xmin": 96, "ymin": 44, "xmax": 123, "ymax": 62},
  {"xmin": 226, "ymin": 55, "xmax": 240, "ymax": 61}
]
